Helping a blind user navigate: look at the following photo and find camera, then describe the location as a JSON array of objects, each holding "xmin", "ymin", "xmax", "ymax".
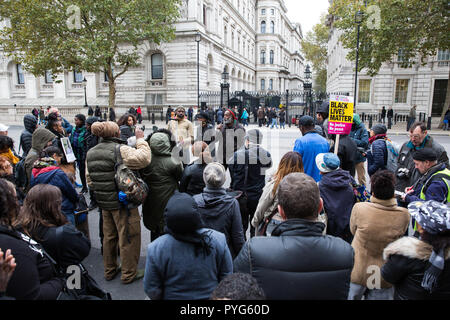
[
  {"xmin": 396, "ymin": 167, "xmax": 410, "ymax": 179},
  {"xmin": 139, "ymin": 125, "xmax": 146, "ymax": 132}
]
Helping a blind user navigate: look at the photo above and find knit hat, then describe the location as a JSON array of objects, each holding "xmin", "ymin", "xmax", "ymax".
[
  {"xmin": 203, "ymin": 162, "xmax": 226, "ymax": 188},
  {"xmin": 91, "ymin": 121, "xmax": 120, "ymax": 138},
  {"xmin": 353, "ymin": 113, "xmax": 362, "ymax": 126},
  {"xmin": 371, "ymin": 124, "xmax": 387, "ymax": 135},
  {"xmin": 412, "ymin": 148, "xmax": 438, "ymax": 162},
  {"xmin": 316, "ymin": 153, "xmax": 340, "ymax": 173},
  {"xmin": 226, "ymin": 109, "xmax": 238, "ymax": 121},
  {"xmin": 0, "ymin": 123, "xmax": 9, "ymax": 132}
]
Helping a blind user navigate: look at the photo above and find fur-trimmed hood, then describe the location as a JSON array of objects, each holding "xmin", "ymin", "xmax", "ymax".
[{"xmin": 383, "ymin": 236, "xmax": 450, "ymax": 261}]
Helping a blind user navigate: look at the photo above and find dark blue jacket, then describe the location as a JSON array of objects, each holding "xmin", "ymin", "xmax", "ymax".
[
  {"xmin": 319, "ymin": 169, "xmax": 356, "ymax": 243},
  {"xmin": 367, "ymin": 138, "xmax": 387, "ymax": 176},
  {"xmin": 30, "ymin": 166, "xmax": 78, "ymax": 220},
  {"xmin": 349, "ymin": 123, "xmax": 369, "ymax": 163},
  {"xmin": 405, "ymin": 163, "xmax": 449, "ymax": 204}
]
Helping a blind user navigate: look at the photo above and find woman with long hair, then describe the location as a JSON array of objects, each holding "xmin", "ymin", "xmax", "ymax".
[
  {"xmin": 117, "ymin": 113, "xmax": 137, "ymax": 141},
  {"xmin": 251, "ymin": 151, "xmax": 304, "ymax": 235},
  {"xmin": 14, "ymin": 184, "xmax": 90, "ymax": 270},
  {"xmin": 0, "ymin": 179, "xmax": 65, "ymax": 299}
]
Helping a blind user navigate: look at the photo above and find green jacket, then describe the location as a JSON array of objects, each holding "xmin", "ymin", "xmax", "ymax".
[
  {"xmin": 86, "ymin": 137, "xmax": 126, "ymax": 211},
  {"xmin": 140, "ymin": 132, "xmax": 183, "ymax": 233}
]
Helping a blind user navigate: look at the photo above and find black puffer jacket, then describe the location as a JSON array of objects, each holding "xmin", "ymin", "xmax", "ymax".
[
  {"xmin": 193, "ymin": 188, "xmax": 245, "ymax": 258},
  {"xmin": 179, "ymin": 163, "xmax": 207, "ymax": 196},
  {"xmin": 382, "ymin": 236, "xmax": 450, "ymax": 300},
  {"xmin": 19, "ymin": 114, "xmax": 38, "ymax": 157},
  {"xmin": 233, "ymin": 219, "xmax": 354, "ymax": 300}
]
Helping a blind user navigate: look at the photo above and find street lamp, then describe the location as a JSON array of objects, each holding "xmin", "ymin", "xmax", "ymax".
[
  {"xmin": 195, "ymin": 32, "xmax": 201, "ymax": 110},
  {"xmin": 220, "ymin": 67, "xmax": 230, "ymax": 109},
  {"xmin": 82, "ymin": 77, "xmax": 88, "ymax": 108},
  {"xmin": 354, "ymin": 10, "xmax": 364, "ymax": 112},
  {"xmin": 304, "ymin": 64, "xmax": 312, "ymax": 116}
]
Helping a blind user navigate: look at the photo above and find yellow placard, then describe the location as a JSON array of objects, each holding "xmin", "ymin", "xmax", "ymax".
[{"xmin": 328, "ymin": 101, "xmax": 354, "ymax": 123}]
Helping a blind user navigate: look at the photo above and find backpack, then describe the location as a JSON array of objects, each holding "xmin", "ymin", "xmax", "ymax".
[
  {"xmin": 385, "ymin": 139, "xmax": 400, "ymax": 173},
  {"xmin": 114, "ymin": 145, "xmax": 149, "ymax": 206}
]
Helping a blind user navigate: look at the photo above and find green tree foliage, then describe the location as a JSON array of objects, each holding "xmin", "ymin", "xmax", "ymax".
[
  {"xmin": 0, "ymin": 0, "xmax": 181, "ymax": 108},
  {"xmin": 301, "ymin": 15, "xmax": 329, "ymax": 93},
  {"xmin": 330, "ymin": 0, "xmax": 449, "ymax": 124}
]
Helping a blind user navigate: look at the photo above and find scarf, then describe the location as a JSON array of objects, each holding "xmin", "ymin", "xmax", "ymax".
[
  {"xmin": 0, "ymin": 149, "xmax": 19, "ymax": 165},
  {"xmin": 406, "ymin": 135, "xmax": 430, "ymax": 150},
  {"xmin": 369, "ymin": 133, "xmax": 387, "ymax": 144}
]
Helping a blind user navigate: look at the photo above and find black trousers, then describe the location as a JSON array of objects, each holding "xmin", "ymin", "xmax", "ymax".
[
  {"xmin": 238, "ymin": 194, "xmax": 259, "ymax": 240},
  {"xmin": 76, "ymin": 156, "xmax": 87, "ymax": 189}
]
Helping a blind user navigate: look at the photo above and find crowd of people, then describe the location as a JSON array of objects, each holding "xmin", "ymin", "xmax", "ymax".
[{"xmin": 0, "ymin": 103, "xmax": 449, "ymax": 301}]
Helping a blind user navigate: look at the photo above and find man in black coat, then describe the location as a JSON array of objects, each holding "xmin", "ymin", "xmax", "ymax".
[
  {"xmin": 330, "ymin": 134, "xmax": 357, "ymax": 177},
  {"xmin": 229, "ymin": 129, "xmax": 272, "ymax": 238},
  {"xmin": 233, "ymin": 173, "xmax": 354, "ymax": 299}
]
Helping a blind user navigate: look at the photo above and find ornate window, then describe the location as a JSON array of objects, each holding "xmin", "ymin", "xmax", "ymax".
[
  {"xmin": 16, "ymin": 64, "xmax": 25, "ymax": 84},
  {"xmin": 270, "ymin": 21, "xmax": 275, "ymax": 33},
  {"xmin": 73, "ymin": 69, "xmax": 83, "ymax": 83},
  {"xmin": 395, "ymin": 79, "xmax": 409, "ymax": 104},
  {"xmin": 270, "ymin": 50, "xmax": 274, "ymax": 64},
  {"xmin": 151, "ymin": 53, "xmax": 163, "ymax": 79},
  {"xmin": 45, "ymin": 70, "xmax": 53, "ymax": 84},
  {"xmin": 261, "ymin": 21, "xmax": 266, "ymax": 33},
  {"xmin": 260, "ymin": 50, "xmax": 266, "ymax": 64},
  {"xmin": 261, "ymin": 79, "xmax": 265, "ymax": 90},
  {"xmin": 358, "ymin": 79, "xmax": 371, "ymax": 103}
]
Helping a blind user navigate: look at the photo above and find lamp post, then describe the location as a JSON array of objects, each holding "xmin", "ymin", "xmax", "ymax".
[
  {"xmin": 220, "ymin": 67, "xmax": 230, "ymax": 109},
  {"xmin": 195, "ymin": 32, "xmax": 201, "ymax": 110},
  {"xmin": 82, "ymin": 77, "xmax": 88, "ymax": 108},
  {"xmin": 304, "ymin": 64, "xmax": 312, "ymax": 116},
  {"xmin": 354, "ymin": 10, "xmax": 364, "ymax": 112}
]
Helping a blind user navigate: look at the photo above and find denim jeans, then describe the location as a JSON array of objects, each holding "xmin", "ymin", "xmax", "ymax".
[
  {"xmin": 348, "ymin": 282, "xmax": 394, "ymax": 300},
  {"xmin": 280, "ymin": 121, "xmax": 285, "ymax": 129},
  {"xmin": 270, "ymin": 118, "xmax": 278, "ymax": 129}
]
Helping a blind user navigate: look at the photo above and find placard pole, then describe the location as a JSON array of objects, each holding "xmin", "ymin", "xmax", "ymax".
[{"xmin": 334, "ymin": 134, "xmax": 340, "ymax": 155}]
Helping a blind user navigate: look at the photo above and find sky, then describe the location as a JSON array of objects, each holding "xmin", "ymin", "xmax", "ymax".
[{"xmin": 284, "ymin": 0, "xmax": 330, "ymax": 36}]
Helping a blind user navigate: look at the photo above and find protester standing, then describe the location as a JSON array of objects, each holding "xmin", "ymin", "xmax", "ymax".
[
  {"xmin": 349, "ymin": 170, "xmax": 410, "ymax": 300},
  {"xmin": 387, "ymin": 106, "xmax": 394, "ymax": 128},
  {"xmin": 70, "ymin": 114, "xmax": 88, "ymax": 193},
  {"xmin": 143, "ymin": 192, "xmax": 233, "ymax": 300},
  {"xmin": 234, "ymin": 173, "xmax": 354, "ymax": 300},
  {"xmin": 19, "ymin": 114, "xmax": 38, "ymax": 158},
  {"xmin": 382, "ymin": 200, "xmax": 450, "ymax": 300},
  {"xmin": 366, "ymin": 124, "xmax": 389, "ymax": 176},
  {"xmin": 117, "ymin": 113, "xmax": 137, "ymax": 142},
  {"xmin": 140, "ymin": 129, "xmax": 183, "ymax": 241},
  {"xmin": 216, "ymin": 109, "xmax": 245, "ymax": 171},
  {"xmin": 349, "ymin": 114, "xmax": 369, "ymax": 186},
  {"xmin": 381, "ymin": 106, "xmax": 387, "ymax": 124},
  {"xmin": 293, "ymin": 115, "xmax": 330, "ymax": 182},
  {"xmin": 167, "ymin": 107, "xmax": 194, "ymax": 166},
  {"xmin": 316, "ymin": 153, "xmax": 356, "ymax": 244},
  {"xmin": 179, "ymin": 141, "xmax": 212, "ymax": 196},
  {"xmin": 86, "ymin": 121, "xmax": 151, "ymax": 284}
]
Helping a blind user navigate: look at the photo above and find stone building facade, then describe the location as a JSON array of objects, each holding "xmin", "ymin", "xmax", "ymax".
[
  {"xmin": 326, "ymin": 26, "xmax": 449, "ymax": 118},
  {"xmin": 0, "ymin": 0, "xmax": 305, "ymax": 108}
]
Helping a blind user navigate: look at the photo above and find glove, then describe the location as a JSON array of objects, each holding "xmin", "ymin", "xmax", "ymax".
[{"xmin": 118, "ymin": 191, "xmax": 128, "ymax": 205}]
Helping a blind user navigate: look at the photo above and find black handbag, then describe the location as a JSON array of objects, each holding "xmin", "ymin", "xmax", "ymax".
[{"xmin": 256, "ymin": 207, "xmax": 278, "ymax": 237}]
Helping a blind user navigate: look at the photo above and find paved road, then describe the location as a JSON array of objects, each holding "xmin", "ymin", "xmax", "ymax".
[{"xmin": 4, "ymin": 123, "xmax": 450, "ymax": 300}]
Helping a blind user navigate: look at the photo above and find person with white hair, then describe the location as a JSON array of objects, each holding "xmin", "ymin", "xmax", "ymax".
[{"xmin": 193, "ymin": 162, "xmax": 245, "ymax": 258}]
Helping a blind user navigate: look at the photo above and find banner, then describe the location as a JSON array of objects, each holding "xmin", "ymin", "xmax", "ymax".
[{"xmin": 328, "ymin": 95, "xmax": 354, "ymax": 135}]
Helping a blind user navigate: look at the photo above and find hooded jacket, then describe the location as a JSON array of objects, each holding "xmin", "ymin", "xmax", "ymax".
[
  {"xmin": 319, "ymin": 169, "xmax": 356, "ymax": 243},
  {"xmin": 367, "ymin": 136, "xmax": 388, "ymax": 176},
  {"xmin": 30, "ymin": 163, "xmax": 78, "ymax": 222},
  {"xmin": 233, "ymin": 218, "xmax": 354, "ymax": 299},
  {"xmin": 349, "ymin": 114, "xmax": 369, "ymax": 164},
  {"xmin": 381, "ymin": 236, "xmax": 450, "ymax": 300},
  {"xmin": 20, "ymin": 114, "xmax": 38, "ymax": 157},
  {"xmin": 193, "ymin": 188, "xmax": 245, "ymax": 258},
  {"xmin": 179, "ymin": 163, "xmax": 207, "ymax": 196},
  {"xmin": 140, "ymin": 132, "xmax": 183, "ymax": 233},
  {"xmin": 24, "ymin": 128, "xmax": 56, "ymax": 189}
]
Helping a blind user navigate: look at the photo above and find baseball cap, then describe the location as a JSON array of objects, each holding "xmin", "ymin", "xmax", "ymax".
[
  {"xmin": 0, "ymin": 123, "xmax": 9, "ymax": 132},
  {"xmin": 299, "ymin": 115, "xmax": 314, "ymax": 127},
  {"xmin": 316, "ymin": 153, "xmax": 340, "ymax": 173}
]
